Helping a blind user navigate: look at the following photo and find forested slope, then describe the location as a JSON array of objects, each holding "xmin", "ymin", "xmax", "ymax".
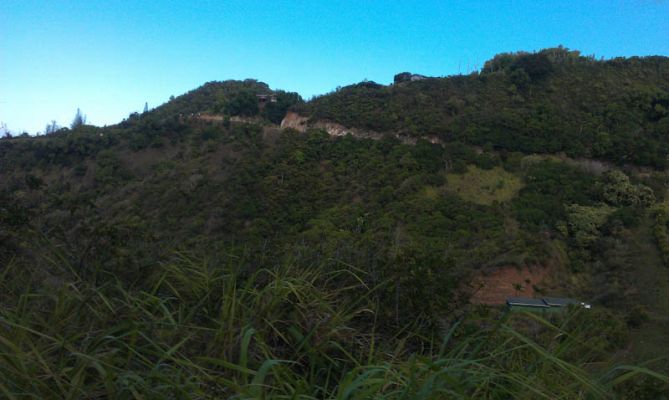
[
  {"xmin": 1, "ymin": 47, "xmax": 669, "ymax": 397},
  {"xmin": 299, "ymin": 47, "xmax": 669, "ymax": 168}
]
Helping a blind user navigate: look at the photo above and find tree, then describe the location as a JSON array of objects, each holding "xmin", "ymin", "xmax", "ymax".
[
  {"xmin": 143, "ymin": 102, "xmax": 149, "ymax": 114},
  {"xmin": 0, "ymin": 122, "xmax": 10, "ymax": 138},
  {"xmin": 566, "ymin": 204, "xmax": 614, "ymax": 247},
  {"xmin": 511, "ymin": 53, "xmax": 553, "ymax": 80},
  {"xmin": 263, "ymin": 91, "xmax": 303, "ymax": 123},
  {"xmin": 393, "ymin": 72, "xmax": 412, "ymax": 84},
  {"xmin": 599, "ymin": 170, "xmax": 655, "ymax": 207},
  {"xmin": 71, "ymin": 108, "xmax": 86, "ymax": 129},
  {"xmin": 223, "ymin": 91, "xmax": 259, "ymax": 117},
  {"xmin": 45, "ymin": 120, "xmax": 59, "ymax": 135}
]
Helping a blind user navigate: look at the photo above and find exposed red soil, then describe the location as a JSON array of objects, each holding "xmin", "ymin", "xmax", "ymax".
[{"xmin": 469, "ymin": 266, "xmax": 550, "ymax": 305}]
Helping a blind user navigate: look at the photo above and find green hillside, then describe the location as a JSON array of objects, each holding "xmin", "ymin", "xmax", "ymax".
[
  {"xmin": 1, "ymin": 48, "xmax": 669, "ymax": 397},
  {"xmin": 299, "ymin": 47, "xmax": 669, "ymax": 168}
]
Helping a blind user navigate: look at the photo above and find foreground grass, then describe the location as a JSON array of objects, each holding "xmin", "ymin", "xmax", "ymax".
[{"xmin": 0, "ymin": 254, "xmax": 667, "ymax": 399}]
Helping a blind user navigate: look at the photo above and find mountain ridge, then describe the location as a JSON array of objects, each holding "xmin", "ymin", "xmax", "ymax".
[
  {"xmin": 97, "ymin": 46, "xmax": 669, "ymax": 168},
  {"xmin": 1, "ymin": 48, "xmax": 669, "ymax": 396}
]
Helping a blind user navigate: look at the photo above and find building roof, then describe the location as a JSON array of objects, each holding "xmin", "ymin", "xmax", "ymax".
[
  {"xmin": 542, "ymin": 297, "xmax": 579, "ymax": 307},
  {"xmin": 506, "ymin": 297, "xmax": 549, "ymax": 307},
  {"xmin": 506, "ymin": 296, "xmax": 589, "ymax": 310}
]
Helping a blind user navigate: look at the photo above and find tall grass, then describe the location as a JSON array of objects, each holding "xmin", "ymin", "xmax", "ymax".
[{"xmin": 0, "ymin": 253, "xmax": 666, "ymax": 399}]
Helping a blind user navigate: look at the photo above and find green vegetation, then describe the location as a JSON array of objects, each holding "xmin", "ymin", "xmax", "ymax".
[
  {"xmin": 298, "ymin": 47, "xmax": 669, "ymax": 168},
  {"xmin": 2, "ymin": 48, "xmax": 669, "ymax": 397},
  {"xmin": 147, "ymin": 79, "xmax": 303, "ymax": 125},
  {"xmin": 1, "ymin": 254, "xmax": 666, "ymax": 398},
  {"xmin": 446, "ymin": 165, "xmax": 523, "ymax": 205},
  {"xmin": 653, "ymin": 210, "xmax": 669, "ymax": 266}
]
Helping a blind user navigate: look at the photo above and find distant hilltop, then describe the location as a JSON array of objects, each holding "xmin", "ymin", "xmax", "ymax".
[
  {"xmin": 48, "ymin": 46, "xmax": 667, "ymax": 169},
  {"xmin": 393, "ymin": 72, "xmax": 429, "ymax": 84}
]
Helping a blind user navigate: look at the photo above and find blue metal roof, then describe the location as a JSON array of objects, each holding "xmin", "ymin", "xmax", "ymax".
[
  {"xmin": 506, "ymin": 297, "xmax": 549, "ymax": 307},
  {"xmin": 542, "ymin": 297, "xmax": 579, "ymax": 307},
  {"xmin": 506, "ymin": 296, "xmax": 588, "ymax": 309}
]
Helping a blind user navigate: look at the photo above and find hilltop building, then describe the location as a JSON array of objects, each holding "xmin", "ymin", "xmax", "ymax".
[
  {"xmin": 393, "ymin": 72, "xmax": 428, "ymax": 84},
  {"xmin": 254, "ymin": 93, "xmax": 277, "ymax": 111}
]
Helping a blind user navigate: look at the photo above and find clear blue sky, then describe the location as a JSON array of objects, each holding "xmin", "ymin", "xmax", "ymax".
[{"xmin": 2, "ymin": 0, "xmax": 668, "ymax": 134}]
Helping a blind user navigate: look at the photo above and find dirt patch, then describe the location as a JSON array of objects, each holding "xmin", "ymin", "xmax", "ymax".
[
  {"xmin": 230, "ymin": 116, "xmax": 263, "ymax": 124},
  {"xmin": 280, "ymin": 112, "xmax": 444, "ymax": 145},
  {"xmin": 196, "ymin": 114, "xmax": 264, "ymax": 125},
  {"xmin": 197, "ymin": 113, "xmax": 225, "ymax": 123},
  {"xmin": 469, "ymin": 266, "xmax": 550, "ymax": 305},
  {"xmin": 280, "ymin": 112, "xmax": 308, "ymax": 131}
]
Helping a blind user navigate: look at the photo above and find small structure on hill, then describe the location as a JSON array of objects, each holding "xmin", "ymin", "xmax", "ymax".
[
  {"xmin": 256, "ymin": 93, "xmax": 277, "ymax": 111},
  {"xmin": 393, "ymin": 72, "xmax": 428, "ymax": 84},
  {"xmin": 506, "ymin": 297, "xmax": 590, "ymax": 312}
]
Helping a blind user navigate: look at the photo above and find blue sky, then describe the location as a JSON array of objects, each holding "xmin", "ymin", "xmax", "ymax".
[{"xmin": 1, "ymin": 1, "xmax": 668, "ymax": 134}]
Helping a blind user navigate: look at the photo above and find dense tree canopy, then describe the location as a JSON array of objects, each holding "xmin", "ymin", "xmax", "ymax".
[{"xmin": 297, "ymin": 47, "xmax": 669, "ymax": 168}]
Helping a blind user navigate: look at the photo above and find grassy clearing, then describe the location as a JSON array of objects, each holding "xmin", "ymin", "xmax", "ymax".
[
  {"xmin": 446, "ymin": 166, "xmax": 523, "ymax": 205},
  {"xmin": 0, "ymin": 252, "xmax": 667, "ymax": 398}
]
